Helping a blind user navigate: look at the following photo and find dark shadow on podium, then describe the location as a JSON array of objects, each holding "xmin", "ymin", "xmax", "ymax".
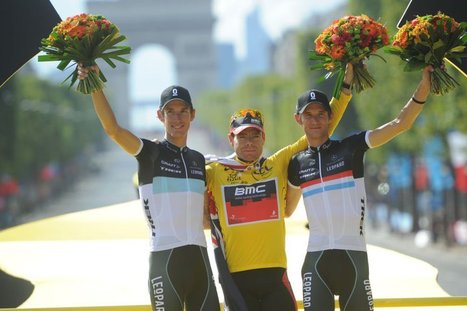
[{"xmin": 0, "ymin": 269, "xmax": 34, "ymax": 307}]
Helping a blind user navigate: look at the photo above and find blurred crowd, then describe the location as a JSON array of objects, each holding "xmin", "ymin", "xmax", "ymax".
[
  {"xmin": 0, "ymin": 154, "xmax": 98, "ymax": 229},
  {"xmin": 1, "ymin": 135, "xmax": 466, "ymax": 250},
  {"xmin": 366, "ymin": 140, "xmax": 467, "ymax": 248}
]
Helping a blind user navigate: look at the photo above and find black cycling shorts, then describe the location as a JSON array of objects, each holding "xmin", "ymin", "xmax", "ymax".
[
  {"xmin": 148, "ymin": 245, "xmax": 219, "ymax": 311},
  {"xmin": 302, "ymin": 249, "xmax": 374, "ymax": 311},
  {"xmin": 231, "ymin": 267, "xmax": 297, "ymax": 311}
]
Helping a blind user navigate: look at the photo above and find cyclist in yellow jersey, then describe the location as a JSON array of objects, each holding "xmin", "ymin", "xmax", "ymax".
[{"xmin": 206, "ymin": 65, "xmax": 354, "ymax": 311}]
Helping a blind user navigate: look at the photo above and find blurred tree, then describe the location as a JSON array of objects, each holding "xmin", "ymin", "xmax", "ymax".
[
  {"xmin": 198, "ymin": 0, "xmax": 466, "ymax": 161},
  {"xmin": 198, "ymin": 73, "xmax": 304, "ymax": 154},
  {"xmin": 0, "ymin": 73, "xmax": 100, "ymax": 179},
  {"xmin": 0, "ymin": 79, "xmax": 17, "ymax": 170}
]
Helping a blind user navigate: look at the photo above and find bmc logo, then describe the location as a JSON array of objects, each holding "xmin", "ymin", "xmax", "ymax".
[{"xmin": 235, "ymin": 184, "xmax": 266, "ymax": 196}]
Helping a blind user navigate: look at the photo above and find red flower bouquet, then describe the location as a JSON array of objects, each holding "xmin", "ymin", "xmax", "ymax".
[
  {"xmin": 385, "ymin": 13, "xmax": 466, "ymax": 95},
  {"xmin": 309, "ymin": 15, "xmax": 390, "ymax": 97},
  {"xmin": 38, "ymin": 13, "xmax": 131, "ymax": 94}
]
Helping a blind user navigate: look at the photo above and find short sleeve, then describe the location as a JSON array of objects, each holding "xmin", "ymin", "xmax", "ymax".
[{"xmin": 287, "ymin": 156, "xmax": 301, "ymax": 188}]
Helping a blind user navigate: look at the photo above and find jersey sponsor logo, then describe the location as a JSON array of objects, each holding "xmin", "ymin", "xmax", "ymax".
[
  {"xmin": 360, "ymin": 198, "xmax": 365, "ymax": 236},
  {"xmin": 144, "ymin": 198, "xmax": 156, "ymax": 237},
  {"xmin": 299, "ymin": 167, "xmax": 319, "ymax": 182},
  {"xmin": 234, "ymin": 184, "xmax": 266, "ymax": 196},
  {"xmin": 251, "ymin": 162, "xmax": 273, "ymax": 179},
  {"xmin": 326, "ymin": 160, "xmax": 344, "ymax": 172},
  {"xmin": 161, "ymin": 160, "xmax": 178, "ymax": 168},
  {"xmin": 188, "ymin": 161, "xmax": 204, "ymax": 177},
  {"xmin": 364, "ymin": 279, "xmax": 374, "ymax": 310},
  {"xmin": 298, "ymin": 167, "xmax": 313, "ymax": 175},
  {"xmin": 226, "ymin": 171, "xmax": 242, "ymax": 183},
  {"xmin": 161, "ymin": 166, "xmax": 182, "ymax": 174},
  {"xmin": 303, "ymin": 272, "xmax": 312, "ymax": 308},
  {"xmin": 222, "ymin": 179, "xmax": 279, "ymax": 225},
  {"xmin": 160, "ymin": 160, "xmax": 182, "ymax": 174},
  {"xmin": 150, "ymin": 276, "xmax": 165, "ymax": 310},
  {"xmin": 190, "ymin": 169, "xmax": 203, "ymax": 176}
]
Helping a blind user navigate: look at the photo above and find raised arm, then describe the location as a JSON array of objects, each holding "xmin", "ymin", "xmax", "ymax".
[
  {"xmin": 367, "ymin": 65, "xmax": 432, "ymax": 148},
  {"xmin": 78, "ymin": 64, "xmax": 141, "ymax": 155},
  {"xmin": 328, "ymin": 63, "xmax": 354, "ymax": 135}
]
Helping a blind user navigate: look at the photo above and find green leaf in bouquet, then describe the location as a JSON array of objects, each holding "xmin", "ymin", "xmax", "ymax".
[
  {"xmin": 424, "ymin": 51, "xmax": 434, "ymax": 64},
  {"xmin": 308, "ymin": 51, "xmax": 327, "ymax": 61},
  {"xmin": 404, "ymin": 60, "xmax": 425, "ymax": 72},
  {"xmin": 38, "ymin": 53, "xmax": 62, "ymax": 62},
  {"xmin": 448, "ymin": 49, "xmax": 467, "ymax": 58},
  {"xmin": 459, "ymin": 31, "xmax": 467, "ymax": 44},
  {"xmin": 383, "ymin": 46, "xmax": 403, "ymax": 55},
  {"xmin": 57, "ymin": 58, "xmax": 73, "ymax": 71},
  {"xmin": 66, "ymin": 39, "xmax": 89, "ymax": 60},
  {"xmin": 106, "ymin": 34, "xmax": 128, "ymax": 48},
  {"xmin": 432, "ymin": 39, "xmax": 445, "ymax": 51},
  {"xmin": 369, "ymin": 53, "xmax": 387, "ymax": 63},
  {"xmin": 39, "ymin": 45, "xmax": 62, "ymax": 56},
  {"xmin": 309, "ymin": 63, "xmax": 325, "ymax": 71},
  {"xmin": 61, "ymin": 68, "xmax": 77, "ymax": 87},
  {"xmin": 93, "ymin": 28, "xmax": 122, "ymax": 55},
  {"xmin": 102, "ymin": 57, "xmax": 116, "ymax": 68},
  {"xmin": 433, "ymin": 47, "xmax": 448, "ymax": 65},
  {"xmin": 99, "ymin": 70, "xmax": 107, "ymax": 83},
  {"xmin": 332, "ymin": 68, "xmax": 345, "ymax": 99},
  {"xmin": 102, "ymin": 47, "xmax": 132, "ymax": 58},
  {"xmin": 108, "ymin": 54, "xmax": 131, "ymax": 64}
]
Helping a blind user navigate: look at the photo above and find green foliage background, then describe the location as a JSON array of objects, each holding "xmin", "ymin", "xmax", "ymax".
[
  {"xmin": 197, "ymin": 0, "xmax": 466, "ymax": 161},
  {"xmin": 0, "ymin": 74, "xmax": 101, "ymax": 179}
]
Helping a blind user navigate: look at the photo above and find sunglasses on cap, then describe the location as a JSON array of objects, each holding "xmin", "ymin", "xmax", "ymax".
[{"xmin": 230, "ymin": 109, "xmax": 264, "ymax": 126}]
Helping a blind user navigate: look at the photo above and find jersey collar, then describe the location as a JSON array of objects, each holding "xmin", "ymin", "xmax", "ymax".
[
  {"xmin": 205, "ymin": 153, "xmax": 266, "ymax": 172},
  {"xmin": 308, "ymin": 139, "xmax": 332, "ymax": 153},
  {"xmin": 162, "ymin": 139, "xmax": 188, "ymax": 154}
]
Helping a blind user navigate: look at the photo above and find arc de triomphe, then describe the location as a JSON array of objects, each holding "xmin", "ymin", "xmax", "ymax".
[{"xmin": 86, "ymin": 0, "xmax": 217, "ymax": 126}]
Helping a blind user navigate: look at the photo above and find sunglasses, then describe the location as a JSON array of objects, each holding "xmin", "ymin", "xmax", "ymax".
[{"xmin": 230, "ymin": 109, "xmax": 264, "ymax": 126}]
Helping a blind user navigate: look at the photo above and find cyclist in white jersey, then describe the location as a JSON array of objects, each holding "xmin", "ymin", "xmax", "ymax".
[
  {"xmin": 77, "ymin": 65, "xmax": 219, "ymax": 311},
  {"xmin": 287, "ymin": 64, "xmax": 433, "ymax": 311}
]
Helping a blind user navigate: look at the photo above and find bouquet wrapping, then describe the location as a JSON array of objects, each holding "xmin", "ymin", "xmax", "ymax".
[
  {"xmin": 309, "ymin": 15, "xmax": 390, "ymax": 97},
  {"xmin": 38, "ymin": 13, "xmax": 131, "ymax": 94},
  {"xmin": 385, "ymin": 13, "xmax": 466, "ymax": 95}
]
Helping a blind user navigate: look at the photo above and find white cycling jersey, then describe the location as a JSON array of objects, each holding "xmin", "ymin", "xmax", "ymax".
[
  {"xmin": 288, "ymin": 131, "xmax": 371, "ymax": 252},
  {"xmin": 135, "ymin": 139, "xmax": 207, "ymax": 251}
]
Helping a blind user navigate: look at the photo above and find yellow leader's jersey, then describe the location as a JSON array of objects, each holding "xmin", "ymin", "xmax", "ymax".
[{"xmin": 206, "ymin": 92, "xmax": 351, "ymax": 273}]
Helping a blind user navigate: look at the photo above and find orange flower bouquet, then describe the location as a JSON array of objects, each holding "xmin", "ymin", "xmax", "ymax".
[
  {"xmin": 38, "ymin": 13, "xmax": 131, "ymax": 94},
  {"xmin": 309, "ymin": 15, "xmax": 390, "ymax": 97},
  {"xmin": 385, "ymin": 13, "xmax": 466, "ymax": 95}
]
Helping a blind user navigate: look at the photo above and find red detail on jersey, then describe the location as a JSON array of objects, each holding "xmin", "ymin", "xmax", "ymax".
[{"xmin": 302, "ymin": 170, "xmax": 353, "ymax": 188}]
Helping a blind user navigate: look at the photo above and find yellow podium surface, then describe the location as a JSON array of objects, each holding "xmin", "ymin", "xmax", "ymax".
[{"xmin": 0, "ymin": 200, "xmax": 465, "ymax": 310}]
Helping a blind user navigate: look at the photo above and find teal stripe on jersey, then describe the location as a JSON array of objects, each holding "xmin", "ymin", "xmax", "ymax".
[{"xmin": 152, "ymin": 176, "xmax": 205, "ymax": 195}]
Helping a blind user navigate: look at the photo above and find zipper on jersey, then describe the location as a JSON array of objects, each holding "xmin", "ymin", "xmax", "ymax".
[
  {"xmin": 318, "ymin": 147, "xmax": 334, "ymax": 249},
  {"xmin": 180, "ymin": 150, "xmax": 191, "ymax": 239}
]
